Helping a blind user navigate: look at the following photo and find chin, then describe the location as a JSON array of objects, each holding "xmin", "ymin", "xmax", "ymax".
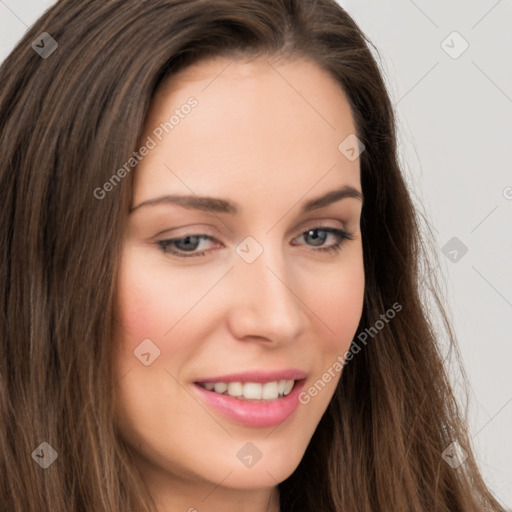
[
  {"xmin": 209, "ymin": 440, "xmax": 306, "ymax": 489},
  {"xmin": 212, "ymin": 461, "xmax": 298, "ymax": 490}
]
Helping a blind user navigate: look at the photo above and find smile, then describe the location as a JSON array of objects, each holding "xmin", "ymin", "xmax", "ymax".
[
  {"xmin": 192, "ymin": 369, "xmax": 308, "ymax": 427},
  {"xmin": 195, "ymin": 379, "xmax": 296, "ymax": 401}
]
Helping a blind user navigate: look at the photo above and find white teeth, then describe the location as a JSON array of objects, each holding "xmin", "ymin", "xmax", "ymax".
[
  {"xmin": 214, "ymin": 382, "xmax": 227, "ymax": 394},
  {"xmin": 283, "ymin": 380, "xmax": 294, "ymax": 396},
  {"xmin": 200, "ymin": 379, "xmax": 296, "ymax": 400},
  {"xmin": 227, "ymin": 382, "xmax": 243, "ymax": 397},
  {"xmin": 262, "ymin": 381, "xmax": 278, "ymax": 399},
  {"xmin": 243, "ymin": 382, "xmax": 262, "ymax": 399}
]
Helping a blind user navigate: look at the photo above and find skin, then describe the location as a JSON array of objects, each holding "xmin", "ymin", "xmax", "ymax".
[{"xmin": 112, "ymin": 55, "xmax": 365, "ymax": 512}]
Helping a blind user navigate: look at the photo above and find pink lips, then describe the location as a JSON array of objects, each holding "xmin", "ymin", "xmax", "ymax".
[
  {"xmin": 194, "ymin": 368, "xmax": 308, "ymax": 384},
  {"xmin": 192, "ymin": 368, "xmax": 308, "ymax": 428}
]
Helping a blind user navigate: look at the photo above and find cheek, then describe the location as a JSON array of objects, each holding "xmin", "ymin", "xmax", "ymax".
[
  {"xmin": 111, "ymin": 257, "xmax": 173, "ymax": 374},
  {"xmin": 112, "ymin": 252, "xmax": 214, "ymax": 371},
  {"xmin": 305, "ymin": 252, "xmax": 365, "ymax": 350},
  {"xmin": 115, "ymin": 289, "xmax": 153, "ymax": 337},
  {"xmin": 297, "ymin": 260, "xmax": 363, "ymax": 412},
  {"xmin": 113, "ymin": 255, "xmax": 178, "ymax": 340}
]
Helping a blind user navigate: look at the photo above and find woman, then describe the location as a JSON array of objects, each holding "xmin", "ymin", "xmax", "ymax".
[{"xmin": 0, "ymin": 1, "xmax": 506, "ymax": 511}]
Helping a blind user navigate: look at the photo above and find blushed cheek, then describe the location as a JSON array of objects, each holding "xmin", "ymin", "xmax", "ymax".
[
  {"xmin": 116, "ymin": 293, "xmax": 154, "ymax": 341},
  {"xmin": 113, "ymin": 264, "xmax": 158, "ymax": 349}
]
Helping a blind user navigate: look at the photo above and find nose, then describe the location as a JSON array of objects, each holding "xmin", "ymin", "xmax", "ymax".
[{"xmin": 226, "ymin": 243, "xmax": 308, "ymax": 345}]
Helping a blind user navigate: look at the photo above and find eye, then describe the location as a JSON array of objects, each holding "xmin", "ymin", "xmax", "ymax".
[
  {"xmin": 292, "ymin": 227, "xmax": 355, "ymax": 254},
  {"xmin": 156, "ymin": 226, "xmax": 355, "ymax": 258},
  {"xmin": 157, "ymin": 234, "xmax": 217, "ymax": 258}
]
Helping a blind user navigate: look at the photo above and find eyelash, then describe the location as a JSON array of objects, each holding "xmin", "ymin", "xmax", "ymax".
[{"xmin": 156, "ymin": 226, "xmax": 355, "ymax": 258}]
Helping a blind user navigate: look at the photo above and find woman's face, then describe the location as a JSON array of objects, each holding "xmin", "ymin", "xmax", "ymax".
[{"xmin": 113, "ymin": 55, "xmax": 365, "ymax": 504}]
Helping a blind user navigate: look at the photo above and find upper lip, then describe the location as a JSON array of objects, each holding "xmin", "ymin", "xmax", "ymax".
[{"xmin": 194, "ymin": 369, "xmax": 308, "ymax": 384}]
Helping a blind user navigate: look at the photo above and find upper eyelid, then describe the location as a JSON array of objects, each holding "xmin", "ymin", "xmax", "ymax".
[
  {"xmin": 160, "ymin": 222, "xmax": 347, "ymax": 243},
  {"xmin": 158, "ymin": 218, "xmax": 349, "ymax": 238}
]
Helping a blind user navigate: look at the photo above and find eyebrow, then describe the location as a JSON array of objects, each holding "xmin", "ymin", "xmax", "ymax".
[{"xmin": 130, "ymin": 185, "xmax": 363, "ymax": 215}]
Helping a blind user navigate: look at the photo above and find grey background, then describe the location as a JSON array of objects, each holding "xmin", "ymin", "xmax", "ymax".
[{"xmin": 1, "ymin": 0, "xmax": 511, "ymax": 507}]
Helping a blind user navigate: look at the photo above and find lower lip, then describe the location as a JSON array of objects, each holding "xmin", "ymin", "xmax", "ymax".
[{"xmin": 192, "ymin": 380, "xmax": 306, "ymax": 428}]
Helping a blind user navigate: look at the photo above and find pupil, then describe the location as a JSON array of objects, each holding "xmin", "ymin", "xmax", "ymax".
[
  {"xmin": 177, "ymin": 236, "xmax": 200, "ymax": 251},
  {"xmin": 307, "ymin": 229, "xmax": 326, "ymax": 247}
]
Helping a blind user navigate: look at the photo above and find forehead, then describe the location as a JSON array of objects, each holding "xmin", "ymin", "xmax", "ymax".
[{"xmin": 132, "ymin": 56, "xmax": 360, "ymax": 208}]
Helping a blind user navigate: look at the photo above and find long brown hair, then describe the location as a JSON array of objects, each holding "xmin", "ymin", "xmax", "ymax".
[{"xmin": 0, "ymin": 1, "xmax": 505, "ymax": 510}]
